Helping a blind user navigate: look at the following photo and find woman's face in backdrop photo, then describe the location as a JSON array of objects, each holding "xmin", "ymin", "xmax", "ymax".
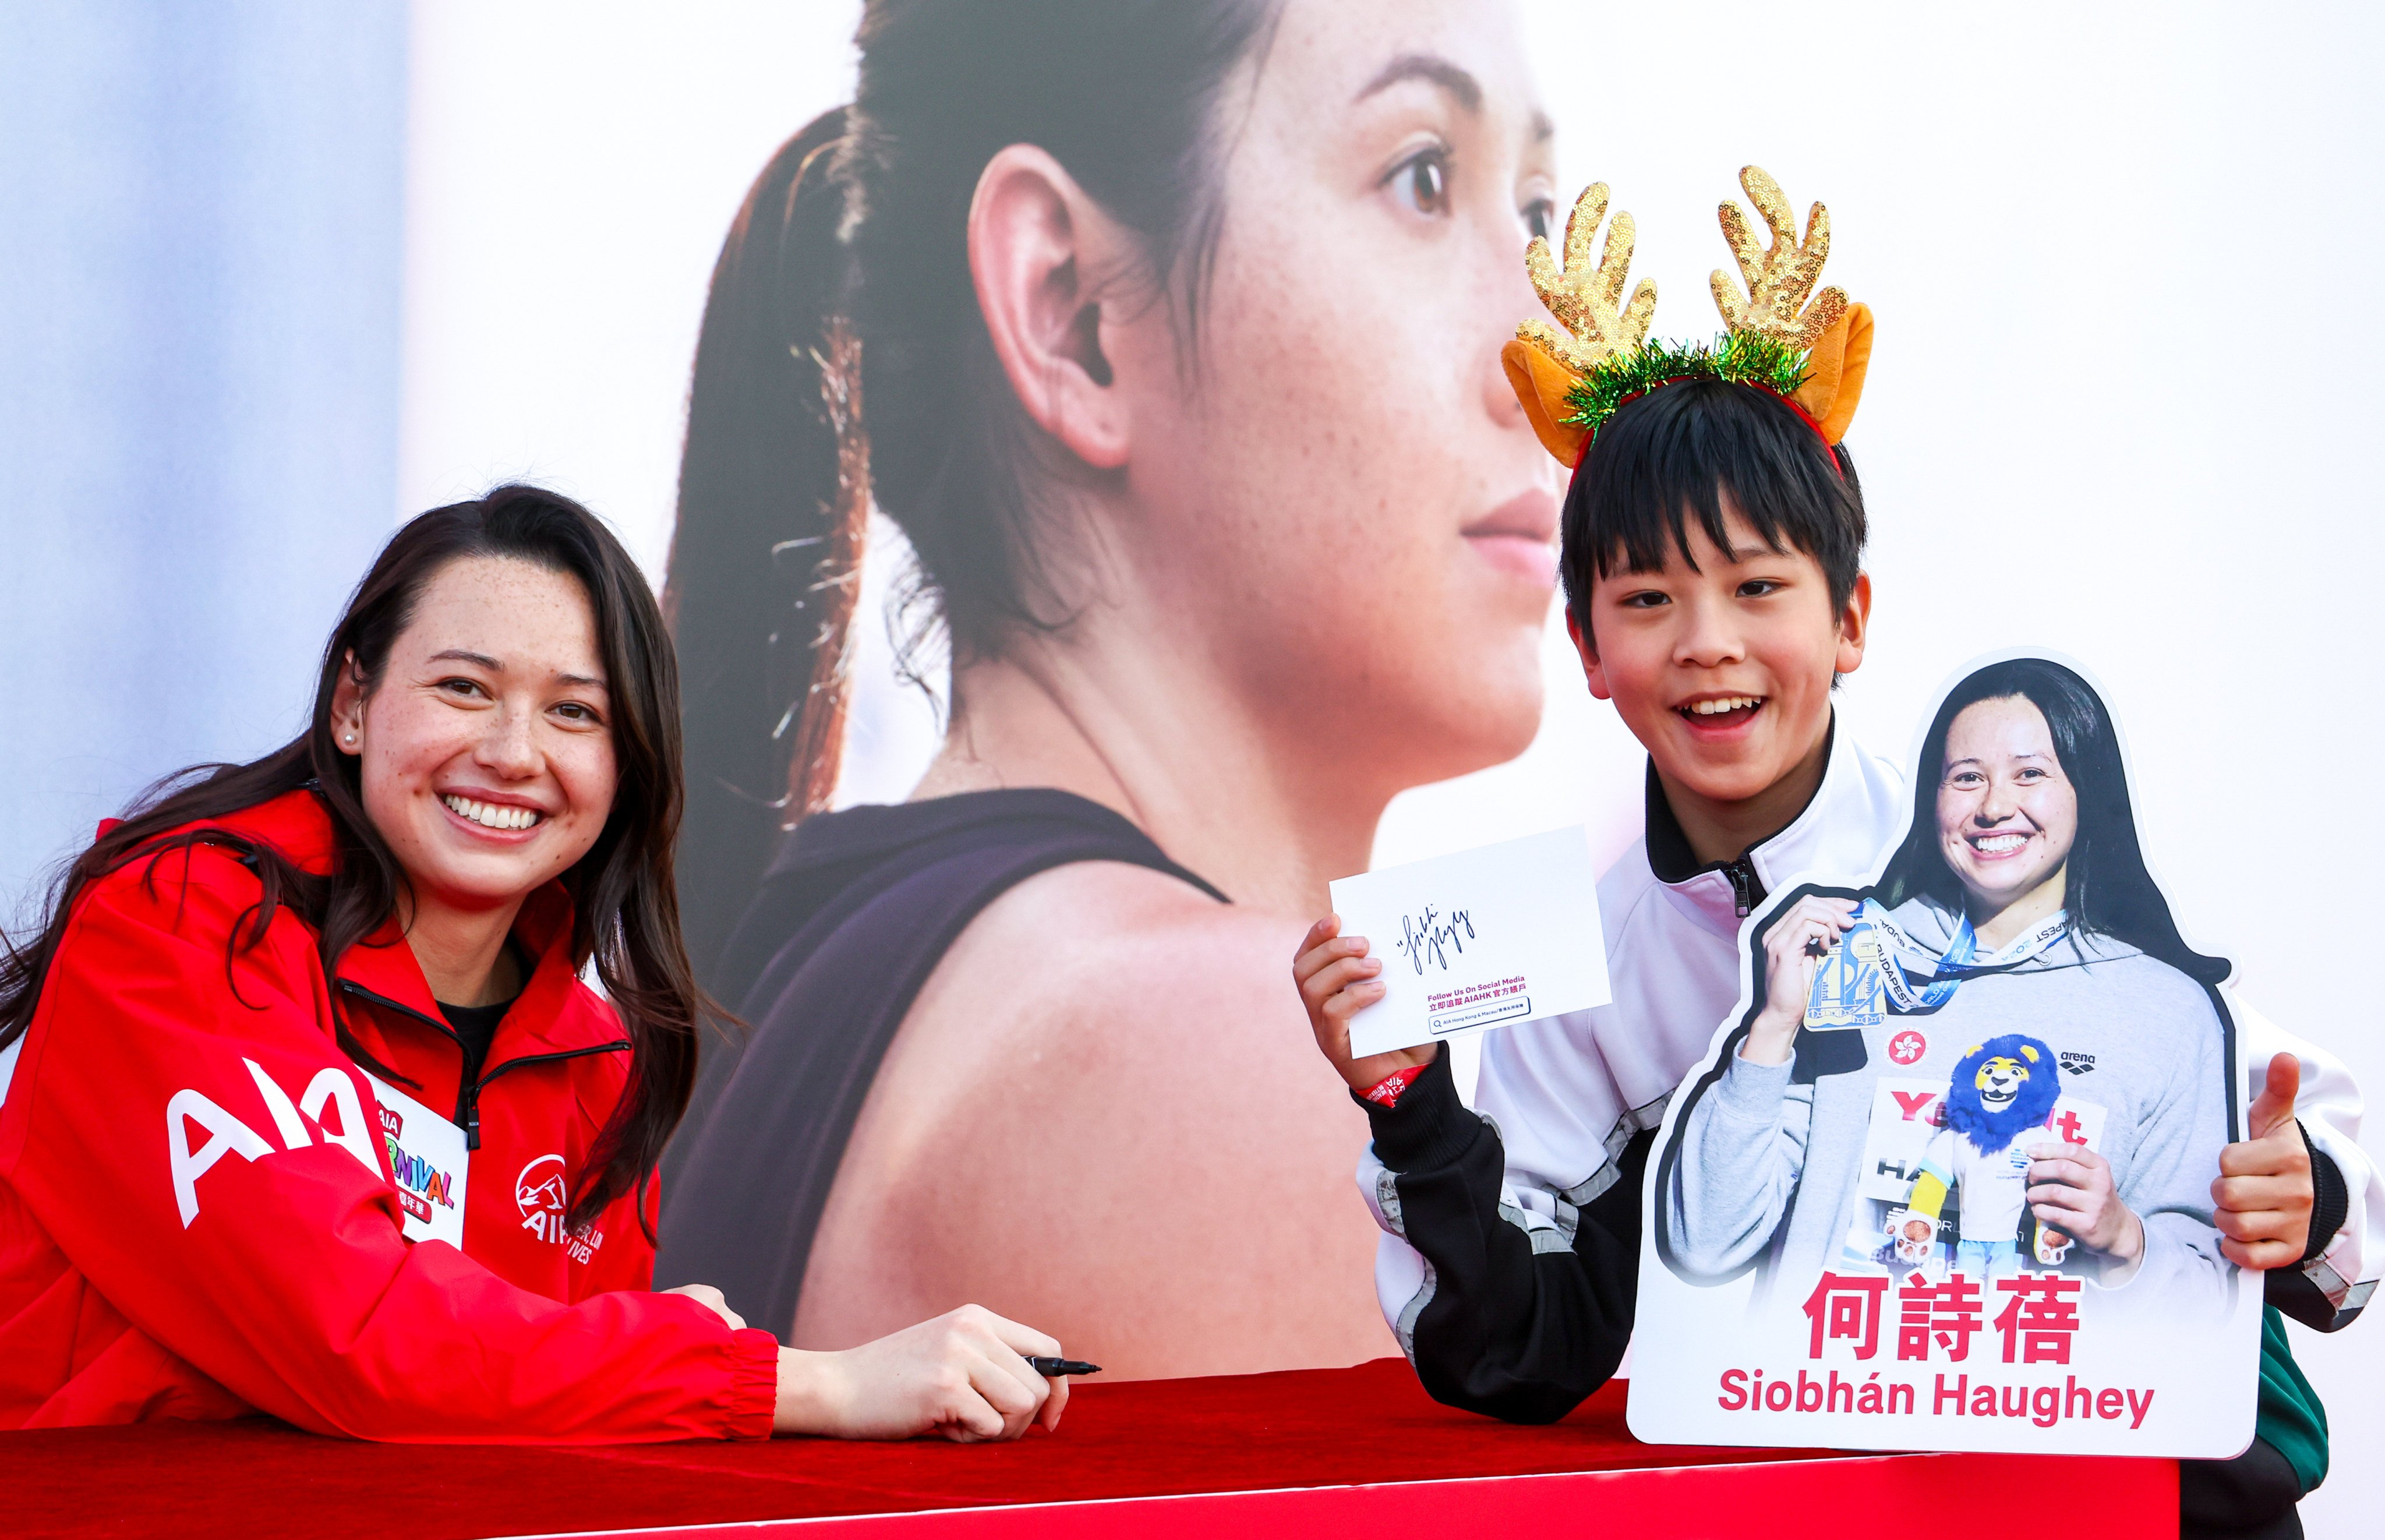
[
  {"xmin": 1934, "ymin": 694, "xmax": 2079, "ymax": 921},
  {"xmin": 1106, "ymin": 0, "xmax": 1560, "ymax": 790},
  {"xmin": 335, "ymin": 556, "xmax": 620, "ymax": 919}
]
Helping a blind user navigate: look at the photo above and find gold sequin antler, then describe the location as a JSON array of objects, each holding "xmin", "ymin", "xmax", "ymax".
[
  {"xmin": 1503, "ymin": 183, "xmax": 1656, "ymax": 465},
  {"xmin": 1711, "ymin": 165, "xmax": 1844, "ymax": 347},
  {"xmin": 1710, "ymin": 165, "xmax": 1874, "ymax": 443},
  {"xmin": 1524, "ymin": 183, "xmax": 1658, "ymax": 372}
]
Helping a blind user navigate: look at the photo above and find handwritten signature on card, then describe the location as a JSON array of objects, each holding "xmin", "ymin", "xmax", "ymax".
[{"xmin": 1396, "ymin": 905, "xmax": 1478, "ymax": 974}]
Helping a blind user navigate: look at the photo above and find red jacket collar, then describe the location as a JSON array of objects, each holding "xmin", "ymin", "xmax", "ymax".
[
  {"xmin": 209, "ymin": 789, "xmax": 625, "ymax": 1055},
  {"xmin": 203, "ymin": 785, "xmax": 342, "ymax": 875}
]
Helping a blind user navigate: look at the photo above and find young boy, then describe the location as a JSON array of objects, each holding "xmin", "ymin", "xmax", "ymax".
[{"xmin": 1291, "ymin": 377, "xmax": 2375, "ymax": 1518}]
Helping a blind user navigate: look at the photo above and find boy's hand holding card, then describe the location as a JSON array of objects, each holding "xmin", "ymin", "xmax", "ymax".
[{"xmin": 1324, "ymin": 828, "xmax": 1611, "ymax": 1058}]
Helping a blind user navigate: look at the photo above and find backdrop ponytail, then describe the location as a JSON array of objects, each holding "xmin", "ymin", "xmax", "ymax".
[{"xmin": 664, "ymin": 110, "xmax": 866, "ymax": 976}]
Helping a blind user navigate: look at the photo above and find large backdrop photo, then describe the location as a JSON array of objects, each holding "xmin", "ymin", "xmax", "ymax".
[{"xmin": 3, "ymin": 3, "xmax": 2379, "ymax": 1534}]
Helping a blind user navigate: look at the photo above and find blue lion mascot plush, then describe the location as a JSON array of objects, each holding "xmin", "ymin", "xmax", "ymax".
[
  {"xmin": 1943, "ymin": 1034, "xmax": 2062, "ymax": 1152},
  {"xmin": 1888, "ymin": 1034, "xmax": 2068, "ymax": 1278}
]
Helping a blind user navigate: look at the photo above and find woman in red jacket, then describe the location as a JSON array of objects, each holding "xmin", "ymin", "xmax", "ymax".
[{"xmin": 0, "ymin": 484, "xmax": 1069, "ymax": 1443}]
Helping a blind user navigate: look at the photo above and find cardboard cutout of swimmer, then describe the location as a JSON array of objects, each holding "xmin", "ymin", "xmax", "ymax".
[{"xmin": 1629, "ymin": 653, "xmax": 2261, "ymax": 1457}]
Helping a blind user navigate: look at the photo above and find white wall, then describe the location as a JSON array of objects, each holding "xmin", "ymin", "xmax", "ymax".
[
  {"xmin": 1, "ymin": 1, "xmax": 405, "ymax": 910},
  {"xmin": 401, "ymin": 5, "xmax": 2382, "ymax": 1529}
]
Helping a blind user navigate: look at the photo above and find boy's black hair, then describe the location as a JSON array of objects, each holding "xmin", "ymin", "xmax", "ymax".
[{"xmin": 1559, "ymin": 379, "xmax": 1866, "ymax": 638}]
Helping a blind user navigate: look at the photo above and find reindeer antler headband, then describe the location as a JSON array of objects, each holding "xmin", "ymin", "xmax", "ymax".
[{"xmin": 1501, "ymin": 166, "xmax": 1875, "ymax": 470}]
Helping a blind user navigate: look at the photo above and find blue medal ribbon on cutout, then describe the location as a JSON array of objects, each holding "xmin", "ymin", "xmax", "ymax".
[{"xmin": 1860, "ymin": 900, "xmax": 2069, "ymax": 1015}]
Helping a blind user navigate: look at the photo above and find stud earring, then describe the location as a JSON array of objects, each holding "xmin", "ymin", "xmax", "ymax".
[{"xmin": 344, "ymin": 733, "xmax": 356, "ymax": 744}]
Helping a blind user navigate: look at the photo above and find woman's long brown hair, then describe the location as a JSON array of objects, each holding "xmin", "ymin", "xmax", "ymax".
[{"xmin": 0, "ymin": 484, "xmax": 705, "ymax": 1234}]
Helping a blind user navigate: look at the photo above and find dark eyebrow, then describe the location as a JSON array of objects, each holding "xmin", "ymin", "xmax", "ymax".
[
  {"xmin": 1356, "ymin": 52, "xmax": 1482, "ymax": 114},
  {"xmin": 429, "ymin": 649, "xmax": 606, "ymax": 691}
]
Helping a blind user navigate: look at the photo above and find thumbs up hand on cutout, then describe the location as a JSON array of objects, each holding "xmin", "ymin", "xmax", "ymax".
[{"xmin": 2212, "ymin": 1055, "xmax": 2315, "ymax": 1270}]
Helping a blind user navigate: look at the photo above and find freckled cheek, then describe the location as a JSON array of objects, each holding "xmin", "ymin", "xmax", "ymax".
[
  {"xmin": 1213, "ymin": 262, "xmax": 1472, "ymax": 534},
  {"xmin": 362, "ymin": 700, "xmax": 475, "ymax": 805},
  {"xmin": 2027, "ymin": 790, "xmax": 2080, "ymax": 858},
  {"xmin": 548, "ymin": 743, "xmax": 620, "ymax": 834}
]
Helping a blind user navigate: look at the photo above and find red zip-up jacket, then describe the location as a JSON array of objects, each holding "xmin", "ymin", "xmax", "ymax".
[{"xmin": 0, "ymin": 789, "xmax": 779, "ymax": 1440}]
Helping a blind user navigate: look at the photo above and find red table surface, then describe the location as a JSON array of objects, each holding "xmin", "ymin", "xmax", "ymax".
[{"xmin": 0, "ymin": 1357, "xmax": 2171, "ymax": 1539}]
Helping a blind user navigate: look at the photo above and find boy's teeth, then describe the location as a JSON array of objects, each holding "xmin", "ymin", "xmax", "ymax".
[
  {"xmin": 1687, "ymin": 696, "xmax": 1762, "ymax": 716},
  {"xmin": 441, "ymin": 794, "xmax": 540, "ymax": 831}
]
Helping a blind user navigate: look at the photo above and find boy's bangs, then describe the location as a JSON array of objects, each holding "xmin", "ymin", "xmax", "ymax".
[{"xmin": 1560, "ymin": 379, "xmax": 1864, "ymax": 617}]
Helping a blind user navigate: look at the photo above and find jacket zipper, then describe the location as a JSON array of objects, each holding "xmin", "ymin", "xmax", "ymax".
[
  {"xmin": 1722, "ymin": 856, "xmax": 1762, "ymax": 919},
  {"xmin": 459, "ymin": 1043, "xmax": 632, "ymax": 1151},
  {"xmin": 335, "ymin": 980, "xmax": 630, "ymax": 1151}
]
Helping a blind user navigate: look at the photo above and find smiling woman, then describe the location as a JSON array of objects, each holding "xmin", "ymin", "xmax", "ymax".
[{"xmin": 0, "ymin": 484, "xmax": 1077, "ymax": 1442}]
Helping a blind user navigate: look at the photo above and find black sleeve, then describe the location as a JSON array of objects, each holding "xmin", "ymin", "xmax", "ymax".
[
  {"xmin": 2264, "ymin": 1122, "xmax": 2359, "ymax": 1331},
  {"xmin": 1362, "ymin": 1048, "xmax": 1646, "ymax": 1424}
]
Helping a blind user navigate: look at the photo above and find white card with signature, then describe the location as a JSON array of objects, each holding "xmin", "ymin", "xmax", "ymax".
[{"xmin": 1328, "ymin": 827, "xmax": 1611, "ymax": 1057}]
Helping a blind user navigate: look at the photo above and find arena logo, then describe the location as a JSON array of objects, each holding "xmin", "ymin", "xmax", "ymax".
[{"xmin": 514, "ymin": 1154, "xmax": 603, "ymax": 1263}]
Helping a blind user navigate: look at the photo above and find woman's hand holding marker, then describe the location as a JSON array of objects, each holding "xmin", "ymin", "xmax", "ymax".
[
  {"xmin": 774, "ymin": 1305, "xmax": 1068, "ymax": 1442},
  {"xmin": 1741, "ymin": 895, "xmax": 1860, "ymax": 1066},
  {"xmin": 1295, "ymin": 915, "xmax": 1437, "ymax": 1095}
]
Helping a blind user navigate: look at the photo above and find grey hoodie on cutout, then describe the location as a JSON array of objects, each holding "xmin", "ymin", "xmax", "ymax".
[{"xmin": 1662, "ymin": 896, "xmax": 2235, "ymax": 1313}]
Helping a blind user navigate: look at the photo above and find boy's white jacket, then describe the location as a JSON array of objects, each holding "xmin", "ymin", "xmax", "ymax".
[{"xmin": 1359, "ymin": 725, "xmax": 2379, "ymax": 1345}]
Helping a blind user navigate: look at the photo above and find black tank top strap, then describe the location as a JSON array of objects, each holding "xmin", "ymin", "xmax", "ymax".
[{"xmin": 656, "ymin": 789, "xmax": 1222, "ymax": 1337}]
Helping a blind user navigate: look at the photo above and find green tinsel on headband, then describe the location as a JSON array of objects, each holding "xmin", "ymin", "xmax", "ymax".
[{"xmin": 1560, "ymin": 332, "xmax": 1811, "ymax": 441}]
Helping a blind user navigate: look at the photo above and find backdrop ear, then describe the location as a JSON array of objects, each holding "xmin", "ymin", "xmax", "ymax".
[
  {"xmin": 1501, "ymin": 338, "xmax": 1589, "ymax": 468},
  {"xmin": 1794, "ymin": 301, "xmax": 1874, "ymax": 444},
  {"xmin": 967, "ymin": 143, "xmax": 1132, "ymax": 469}
]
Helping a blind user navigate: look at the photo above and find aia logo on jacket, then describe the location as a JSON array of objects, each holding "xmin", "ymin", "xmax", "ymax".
[{"xmin": 515, "ymin": 1154, "xmax": 603, "ymax": 1263}]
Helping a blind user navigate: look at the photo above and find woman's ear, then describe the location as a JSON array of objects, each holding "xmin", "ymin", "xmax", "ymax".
[
  {"xmin": 330, "ymin": 651, "xmax": 368, "ymax": 755},
  {"xmin": 1834, "ymin": 571, "xmax": 1873, "ymax": 676},
  {"xmin": 968, "ymin": 144, "xmax": 1135, "ymax": 471}
]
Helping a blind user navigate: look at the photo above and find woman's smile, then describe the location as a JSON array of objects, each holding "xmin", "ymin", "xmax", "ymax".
[
  {"xmin": 437, "ymin": 789, "xmax": 550, "ymax": 839},
  {"xmin": 1966, "ymin": 827, "xmax": 2034, "ymax": 859}
]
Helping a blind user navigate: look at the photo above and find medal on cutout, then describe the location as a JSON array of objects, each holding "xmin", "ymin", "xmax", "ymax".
[{"xmin": 1803, "ymin": 920, "xmax": 1886, "ymax": 1029}]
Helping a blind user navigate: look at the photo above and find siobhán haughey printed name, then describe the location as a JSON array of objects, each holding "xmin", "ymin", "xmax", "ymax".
[{"xmin": 1715, "ymin": 1267, "xmax": 2155, "ymax": 1430}]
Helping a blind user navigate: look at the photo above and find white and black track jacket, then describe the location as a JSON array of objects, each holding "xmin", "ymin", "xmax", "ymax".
[{"xmin": 1356, "ymin": 722, "xmax": 2380, "ymax": 1422}]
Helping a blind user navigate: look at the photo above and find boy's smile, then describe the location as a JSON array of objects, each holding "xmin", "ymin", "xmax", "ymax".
[
  {"xmin": 1571, "ymin": 502, "xmax": 1868, "ymax": 864},
  {"xmin": 1676, "ymin": 693, "xmax": 1766, "ymax": 732}
]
